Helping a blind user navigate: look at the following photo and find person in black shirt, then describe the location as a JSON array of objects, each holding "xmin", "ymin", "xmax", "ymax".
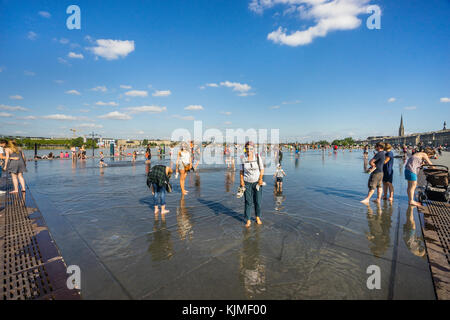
[{"xmin": 361, "ymin": 142, "xmax": 385, "ymax": 204}]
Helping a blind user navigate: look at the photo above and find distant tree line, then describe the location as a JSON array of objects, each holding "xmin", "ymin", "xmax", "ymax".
[
  {"xmin": 331, "ymin": 137, "xmax": 356, "ymax": 146},
  {"xmin": 13, "ymin": 137, "xmax": 98, "ymax": 149}
]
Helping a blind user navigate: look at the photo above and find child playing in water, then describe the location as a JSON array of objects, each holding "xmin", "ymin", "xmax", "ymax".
[
  {"xmin": 273, "ymin": 164, "xmax": 286, "ymax": 192},
  {"xmin": 99, "ymin": 151, "xmax": 107, "ymax": 167}
]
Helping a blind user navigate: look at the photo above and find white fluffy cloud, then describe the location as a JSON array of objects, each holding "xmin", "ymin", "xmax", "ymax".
[
  {"xmin": 42, "ymin": 114, "xmax": 78, "ymax": 121},
  {"xmin": 68, "ymin": 52, "xmax": 84, "ymax": 59},
  {"xmin": 0, "ymin": 104, "xmax": 28, "ymax": 111},
  {"xmin": 388, "ymin": 97, "xmax": 396, "ymax": 103},
  {"xmin": 9, "ymin": 95, "xmax": 23, "ymax": 100},
  {"xmin": 98, "ymin": 111, "xmax": 132, "ymax": 120},
  {"xmin": 185, "ymin": 105, "xmax": 204, "ymax": 111},
  {"xmin": 220, "ymin": 81, "xmax": 251, "ymax": 93},
  {"xmin": 91, "ymin": 86, "xmax": 107, "ymax": 92},
  {"xmin": 125, "ymin": 90, "xmax": 148, "ymax": 97},
  {"xmin": 126, "ymin": 106, "xmax": 167, "ymax": 114},
  {"xmin": 95, "ymin": 101, "xmax": 118, "ymax": 106},
  {"xmin": 250, "ymin": 0, "xmax": 373, "ymax": 46},
  {"xmin": 38, "ymin": 11, "xmax": 51, "ymax": 18},
  {"xmin": 440, "ymin": 97, "xmax": 450, "ymax": 103},
  {"xmin": 65, "ymin": 90, "xmax": 81, "ymax": 95},
  {"xmin": 152, "ymin": 90, "xmax": 172, "ymax": 97},
  {"xmin": 87, "ymin": 39, "xmax": 135, "ymax": 60}
]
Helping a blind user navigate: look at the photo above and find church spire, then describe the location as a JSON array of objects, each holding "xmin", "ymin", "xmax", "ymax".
[{"xmin": 399, "ymin": 115, "xmax": 405, "ymax": 137}]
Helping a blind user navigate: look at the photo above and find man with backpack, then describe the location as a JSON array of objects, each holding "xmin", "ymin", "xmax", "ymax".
[{"xmin": 239, "ymin": 141, "xmax": 264, "ymax": 227}]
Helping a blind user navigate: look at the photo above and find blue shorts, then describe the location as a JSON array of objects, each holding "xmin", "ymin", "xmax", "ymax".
[{"xmin": 404, "ymin": 169, "xmax": 417, "ymax": 181}]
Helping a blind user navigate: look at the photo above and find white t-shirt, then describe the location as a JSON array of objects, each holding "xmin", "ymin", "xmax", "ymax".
[
  {"xmin": 0, "ymin": 146, "xmax": 4, "ymax": 155},
  {"xmin": 241, "ymin": 154, "xmax": 264, "ymax": 183}
]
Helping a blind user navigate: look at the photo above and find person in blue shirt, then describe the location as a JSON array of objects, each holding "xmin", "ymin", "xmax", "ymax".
[{"xmin": 382, "ymin": 143, "xmax": 394, "ymax": 202}]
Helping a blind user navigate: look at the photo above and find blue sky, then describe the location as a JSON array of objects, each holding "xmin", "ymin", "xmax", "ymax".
[{"xmin": 0, "ymin": 0, "xmax": 449, "ymax": 142}]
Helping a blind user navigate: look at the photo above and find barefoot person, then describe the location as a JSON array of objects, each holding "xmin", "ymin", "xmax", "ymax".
[
  {"xmin": 0, "ymin": 139, "xmax": 8, "ymax": 195},
  {"xmin": 361, "ymin": 142, "xmax": 385, "ymax": 204},
  {"xmin": 3, "ymin": 140, "xmax": 27, "ymax": 194},
  {"xmin": 382, "ymin": 143, "xmax": 394, "ymax": 201},
  {"xmin": 404, "ymin": 147, "xmax": 434, "ymax": 207},
  {"xmin": 147, "ymin": 164, "xmax": 173, "ymax": 215},
  {"xmin": 273, "ymin": 163, "xmax": 286, "ymax": 193},
  {"xmin": 176, "ymin": 143, "xmax": 192, "ymax": 195},
  {"xmin": 240, "ymin": 141, "xmax": 264, "ymax": 227}
]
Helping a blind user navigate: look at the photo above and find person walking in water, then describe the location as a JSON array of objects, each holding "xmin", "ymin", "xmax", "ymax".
[
  {"xmin": 361, "ymin": 142, "xmax": 385, "ymax": 204},
  {"xmin": 3, "ymin": 140, "xmax": 27, "ymax": 194},
  {"xmin": 176, "ymin": 143, "xmax": 192, "ymax": 195},
  {"xmin": 147, "ymin": 164, "xmax": 173, "ymax": 215},
  {"xmin": 145, "ymin": 145, "xmax": 152, "ymax": 164},
  {"xmin": 99, "ymin": 151, "xmax": 107, "ymax": 167},
  {"xmin": 240, "ymin": 141, "xmax": 264, "ymax": 227},
  {"xmin": 382, "ymin": 143, "xmax": 394, "ymax": 202},
  {"xmin": 0, "ymin": 139, "xmax": 8, "ymax": 195},
  {"xmin": 273, "ymin": 163, "xmax": 286, "ymax": 193},
  {"xmin": 404, "ymin": 147, "xmax": 435, "ymax": 207}
]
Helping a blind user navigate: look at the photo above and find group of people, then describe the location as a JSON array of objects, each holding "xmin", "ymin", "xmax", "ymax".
[{"xmin": 361, "ymin": 142, "xmax": 436, "ymax": 207}]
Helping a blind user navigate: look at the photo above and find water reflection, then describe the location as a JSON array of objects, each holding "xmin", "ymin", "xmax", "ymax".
[
  {"xmin": 147, "ymin": 214, "xmax": 173, "ymax": 262},
  {"xmin": 273, "ymin": 187, "xmax": 286, "ymax": 212},
  {"xmin": 365, "ymin": 202, "xmax": 393, "ymax": 257},
  {"xmin": 402, "ymin": 206, "xmax": 426, "ymax": 257},
  {"xmin": 176, "ymin": 196, "xmax": 194, "ymax": 241},
  {"xmin": 225, "ymin": 169, "xmax": 235, "ymax": 193},
  {"xmin": 239, "ymin": 227, "xmax": 266, "ymax": 298}
]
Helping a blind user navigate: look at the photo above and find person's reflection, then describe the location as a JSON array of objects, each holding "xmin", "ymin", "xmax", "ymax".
[
  {"xmin": 176, "ymin": 195, "xmax": 194, "ymax": 241},
  {"xmin": 239, "ymin": 227, "xmax": 266, "ymax": 298},
  {"xmin": 273, "ymin": 186, "xmax": 286, "ymax": 212},
  {"xmin": 145, "ymin": 163, "xmax": 151, "ymax": 175},
  {"xmin": 363, "ymin": 156, "xmax": 369, "ymax": 172},
  {"xmin": 225, "ymin": 170, "xmax": 235, "ymax": 193},
  {"xmin": 365, "ymin": 202, "xmax": 393, "ymax": 257},
  {"xmin": 402, "ymin": 205, "xmax": 426, "ymax": 257},
  {"xmin": 71, "ymin": 158, "xmax": 76, "ymax": 174},
  {"xmin": 147, "ymin": 213, "xmax": 173, "ymax": 261},
  {"xmin": 194, "ymin": 172, "xmax": 201, "ymax": 196},
  {"xmin": 295, "ymin": 154, "xmax": 299, "ymax": 169}
]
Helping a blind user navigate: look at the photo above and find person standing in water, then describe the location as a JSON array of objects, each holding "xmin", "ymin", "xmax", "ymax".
[
  {"xmin": 382, "ymin": 143, "xmax": 394, "ymax": 202},
  {"xmin": 361, "ymin": 143, "xmax": 385, "ymax": 204},
  {"xmin": 145, "ymin": 145, "xmax": 152, "ymax": 164},
  {"xmin": 148, "ymin": 165, "xmax": 173, "ymax": 215},
  {"xmin": 404, "ymin": 147, "xmax": 434, "ymax": 207},
  {"xmin": 273, "ymin": 163, "xmax": 286, "ymax": 193},
  {"xmin": 240, "ymin": 141, "xmax": 264, "ymax": 227},
  {"xmin": 0, "ymin": 139, "xmax": 8, "ymax": 195},
  {"xmin": 3, "ymin": 140, "xmax": 27, "ymax": 194},
  {"xmin": 99, "ymin": 151, "xmax": 107, "ymax": 167},
  {"xmin": 176, "ymin": 143, "xmax": 192, "ymax": 195}
]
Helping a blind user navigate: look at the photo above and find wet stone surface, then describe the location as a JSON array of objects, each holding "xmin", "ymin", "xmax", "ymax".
[{"xmin": 24, "ymin": 150, "xmax": 437, "ymax": 299}]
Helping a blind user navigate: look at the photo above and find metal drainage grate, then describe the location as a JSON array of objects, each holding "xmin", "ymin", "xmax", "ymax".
[
  {"xmin": 424, "ymin": 200, "xmax": 450, "ymax": 266},
  {"xmin": 0, "ymin": 179, "xmax": 80, "ymax": 300}
]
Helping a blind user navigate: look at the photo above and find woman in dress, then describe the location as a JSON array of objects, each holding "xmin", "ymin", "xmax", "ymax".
[{"xmin": 3, "ymin": 140, "xmax": 27, "ymax": 194}]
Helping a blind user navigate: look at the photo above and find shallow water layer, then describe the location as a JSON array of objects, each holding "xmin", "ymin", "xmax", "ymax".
[{"xmin": 24, "ymin": 150, "xmax": 436, "ymax": 299}]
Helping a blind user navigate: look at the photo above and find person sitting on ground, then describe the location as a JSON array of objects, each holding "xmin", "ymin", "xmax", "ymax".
[
  {"xmin": 404, "ymin": 147, "xmax": 435, "ymax": 207},
  {"xmin": 361, "ymin": 142, "xmax": 385, "ymax": 204}
]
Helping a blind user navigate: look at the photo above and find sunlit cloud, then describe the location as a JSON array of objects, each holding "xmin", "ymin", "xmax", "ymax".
[
  {"xmin": 126, "ymin": 105, "xmax": 167, "ymax": 114},
  {"xmin": 42, "ymin": 114, "xmax": 78, "ymax": 121},
  {"xmin": 440, "ymin": 97, "xmax": 450, "ymax": 103},
  {"xmin": 65, "ymin": 89, "xmax": 81, "ymax": 95},
  {"xmin": 185, "ymin": 105, "xmax": 204, "ymax": 111},
  {"xmin": 98, "ymin": 111, "xmax": 132, "ymax": 120},
  {"xmin": 87, "ymin": 39, "xmax": 135, "ymax": 60},
  {"xmin": 68, "ymin": 52, "xmax": 84, "ymax": 59},
  {"xmin": 125, "ymin": 90, "xmax": 148, "ymax": 97},
  {"xmin": 95, "ymin": 101, "xmax": 118, "ymax": 106},
  {"xmin": 152, "ymin": 90, "xmax": 171, "ymax": 97}
]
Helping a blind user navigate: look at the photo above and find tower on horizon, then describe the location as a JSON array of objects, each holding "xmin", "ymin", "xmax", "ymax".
[
  {"xmin": 398, "ymin": 115, "xmax": 405, "ymax": 137},
  {"xmin": 399, "ymin": 115, "xmax": 405, "ymax": 137}
]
